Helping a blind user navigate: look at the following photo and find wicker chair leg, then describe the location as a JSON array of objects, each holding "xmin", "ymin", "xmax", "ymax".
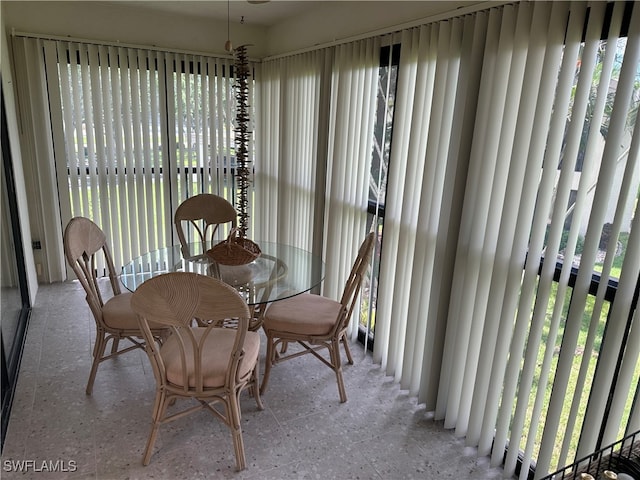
[
  {"xmin": 142, "ymin": 392, "xmax": 169, "ymax": 466},
  {"xmin": 260, "ymin": 334, "xmax": 275, "ymax": 395},
  {"xmin": 251, "ymin": 364, "xmax": 264, "ymax": 410},
  {"xmin": 331, "ymin": 339, "xmax": 347, "ymax": 403},
  {"xmin": 229, "ymin": 394, "xmax": 246, "ymax": 471},
  {"xmin": 110, "ymin": 337, "xmax": 120, "ymax": 355},
  {"xmin": 341, "ymin": 334, "xmax": 354, "ymax": 365},
  {"xmin": 86, "ymin": 334, "xmax": 107, "ymax": 395}
]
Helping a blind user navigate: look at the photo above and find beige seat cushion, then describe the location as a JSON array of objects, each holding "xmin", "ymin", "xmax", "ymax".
[
  {"xmin": 102, "ymin": 292, "xmax": 164, "ymax": 331},
  {"xmin": 102, "ymin": 292, "xmax": 139, "ymax": 330},
  {"xmin": 161, "ymin": 328, "xmax": 260, "ymax": 388},
  {"xmin": 264, "ymin": 294, "xmax": 342, "ymax": 336}
]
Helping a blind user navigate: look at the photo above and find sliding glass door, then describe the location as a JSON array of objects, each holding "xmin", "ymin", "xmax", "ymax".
[{"xmin": 1, "ymin": 86, "xmax": 31, "ymax": 451}]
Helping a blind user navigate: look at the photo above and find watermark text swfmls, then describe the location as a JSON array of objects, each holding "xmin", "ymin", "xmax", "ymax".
[{"xmin": 2, "ymin": 459, "xmax": 78, "ymax": 473}]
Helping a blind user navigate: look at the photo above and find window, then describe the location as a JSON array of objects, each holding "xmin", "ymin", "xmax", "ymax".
[
  {"xmin": 361, "ymin": 3, "xmax": 639, "ymax": 477},
  {"xmin": 49, "ymin": 43, "xmax": 244, "ymax": 272},
  {"xmin": 520, "ymin": 6, "xmax": 640, "ymax": 472},
  {"xmin": 359, "ymin": 44, "xmax": 400, "ymax": 350}
]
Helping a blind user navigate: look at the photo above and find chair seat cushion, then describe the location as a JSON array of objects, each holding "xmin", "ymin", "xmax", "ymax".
[
  {"xmin": 161, "ymin": 328, "xmax": 260, "ymax": 389},
  {"xmin": 264, "ymin": 294, "xmax": 342, "ymax": 336},
  {"xmin": 103, "ymin": 292, "xmax": 163, "ymax": 331},
  {"xmin": 102, "ymin": 292, "xmax": 138, "ymax": 330}
]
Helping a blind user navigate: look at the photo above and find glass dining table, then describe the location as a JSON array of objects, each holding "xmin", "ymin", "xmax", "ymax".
[{"xmin": 120, "ymin": 241, "xmax": 325, "ymax": 310}]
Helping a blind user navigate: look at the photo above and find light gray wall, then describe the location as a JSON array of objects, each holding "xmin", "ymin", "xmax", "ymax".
[
  {"xmin": 2, "ymin": 1, "xmax": 267, "ymax": 56},
  {"xmin": 1, "ymin": 6, "xmax": 39, "ymax": 303},
  {"xmin": 265, "ymin": 1, "xmax": 482, "ymax": 56},
  {"xmin": 3, "ymin": 1, "xmax": 485, "ymax": 57}
]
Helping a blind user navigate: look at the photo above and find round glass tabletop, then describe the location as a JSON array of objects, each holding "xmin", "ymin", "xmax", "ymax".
[{"xmin": 120, "ymin": 242, "xmax": 325, "ymax": 306}]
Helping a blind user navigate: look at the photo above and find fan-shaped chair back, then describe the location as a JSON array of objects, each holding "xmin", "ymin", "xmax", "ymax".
[
  {"xmin": 131, "ymin": 271, "xmax": 263, "ymax": 470},
  {"xmin": 174, "ymin": 193, "xmax": 237, "ymax": 258}
]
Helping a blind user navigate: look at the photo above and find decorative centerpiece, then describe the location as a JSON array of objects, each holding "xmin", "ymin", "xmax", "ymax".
[{"xmin": 207, "ymin": 45, "xmax": 261, "ymax": 266}]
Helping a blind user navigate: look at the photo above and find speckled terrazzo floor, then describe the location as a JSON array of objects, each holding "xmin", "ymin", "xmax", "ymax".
[{"xmin": 1, "ymin": 280, "xmax": 510, "ymax": 480}]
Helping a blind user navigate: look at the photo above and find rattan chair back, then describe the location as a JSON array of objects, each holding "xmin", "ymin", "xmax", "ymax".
[
  {"xmin": 63, "ymin": 216, "xmax": 165, "ymax": 395},
  {"xmin": 131, "ymin": 271, "xmax": 263, "ymax": 470},
  {"xmin": 260, "ymin": 231, "xmax": 376, "ymax": 403},
  {"xmin": 174, "ymin": 193, "xmax": 237, "ymax": 258}
]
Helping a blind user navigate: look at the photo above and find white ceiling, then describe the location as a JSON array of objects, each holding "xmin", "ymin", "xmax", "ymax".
[
  {"xmin": 121, "ymin": 1, "xmax": 329, "ymax": 27},
  {"xmin": 94, "ymin": 0, "xmax": 485, "ymax": 56},
  {"xmin": 114, "ymin": 1, "xmax": 481, "ymax": 28}
]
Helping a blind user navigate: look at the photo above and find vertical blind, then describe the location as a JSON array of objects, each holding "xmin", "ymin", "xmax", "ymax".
[
  {"xmin": 322, "ymin": 38, "xmax": 379, "ymax": 304},
  {"xmin": 257, "ymin": 39, "xmax": 378, "ymax": 310},
  {"xmin": 13, "ymin": 38, "xmax": 247, "ymax": 274},
  {"xmin": 9, "ymin": 1, "xmax": 640, "ymax": 477},
  {"xmin": 255, "ymin": 49, "xmax": 328, "ymax": 249},
  {"xmin": 372, "ymin": 1, "xmax": 640, "ymax": 478}
]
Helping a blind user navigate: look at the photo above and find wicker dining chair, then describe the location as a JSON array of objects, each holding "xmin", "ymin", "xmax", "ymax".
[
  {"xmin": 260, "ymin": 231, "xmax": 376, "ymax": 403},
  {"xmin": 174, "ymin": 193, "xmax": 237, "ymax": 259},
  {"xmin": 174, "ymin": 193, "xmax": 267, "ymax": 331},
  {"xmin": 63, "ymin": 216, "xmax": 167, "ymax": 395},
  {"xmin": 131, "ymin": 271, "xmax": 263, "ymax": 470}
]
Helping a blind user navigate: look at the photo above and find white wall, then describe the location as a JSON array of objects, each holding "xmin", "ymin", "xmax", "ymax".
[
  {"xmin": 265, "ymin": 1, "xmax": 482, "ymax": 56},
  {"xmin": 1, "ymin": 7, "xmax": 39, "ymax": 304},
  {"xmin": 3, "ymin": 1, "xmax": 485, "ymax": 58},
  {"xmin": 2, "ymin": 1, "xmax": 268, "ymax": 57}
]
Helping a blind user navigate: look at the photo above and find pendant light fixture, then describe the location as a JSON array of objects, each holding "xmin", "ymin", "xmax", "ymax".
[{"xmin": 224, "ymin": 0, "xmax": 233, "ymax": 52}]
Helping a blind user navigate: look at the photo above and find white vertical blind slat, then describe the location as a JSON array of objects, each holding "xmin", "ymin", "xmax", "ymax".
[
  {"xmin": 433, "ymin": 11, "xmax": 488, "ymax": 421},
  {"xmin": 554, "ymin": 4, "xmax": 627, "ymax": 469},
  {"xmin": 55, "ymin": 41, "xmax": 79, "ymax": 220},
  {"xmin": 426, "ymin": 12, "xmax": 487, "ymax": 416},
  {"xmin": 458, "ymin": 3, "xmax": 531, "ymax": 438},
  {"xmin": 517, "ymin": 5, "xmax": 608, "ymax": 477},
  {"xmin": 44, "ymin": 39, "xmax": 73, "ymax": 250},
  {"xmin": 104, "ymin": 47, "xmax": 124, "ymax": 251},
  {"xmin": 535, "ymin": 5, "xmax": 632, "ymax": 473},
  {"xmin": 70, "ymin": 44, "xmax": 87, "ymax": 219},
  {"xmin": 599, "ymin": 119, "xmax": 640, "ymax": 444},
  {"xmin": 146, "ymin": 50, "xmax": 160, "ymax": 251},
  {"xmin": 323, "ymin": 38, "xmax": 378, "ymax": 305},
  {"xmin": 91, "ymin": 46, "xmax": 114, "ymax": 249},
  {"xmin": 374, "ymin": 27, "xmax": 418, "ymax": 373},
  {"xmin": 212, "ymin": 58, "xmax": 223, "ymax": 195},
  {"xmin": 88, "ymin": 44, "xmax": 114, "ymax": 261},
  {"xmin": 401, "ymin": 23, "xmax": 439, "ymax": 393},
  {"xmin": 121, "ymin": 46, "xmax": 135, "ymax": 261},
  {"xmin": 493, "ymin": 2, "xmax": 586, "ymax": 471},
  {"xmin": 156, "ymin": 51, "xmax": 172, "ymax": 248},
  {"xmin": 417, "ymin": 12, "xmax": 476, "ymax": 410},
  {"xmin": 257, "ymin": 50, "xmax": 326, "ymax": 249},
  {"xmin": 440, "ymin": 5, "xmax": 506, "ymax": 430},
  {"xmin": 470, "ymin": 0, "xmax": 556, "ymax": 451},
  {"xmin": 12, "ymin": 37, "xmax": 66, "ymax": 281},
  {"xmin": 129, "ymin": 50, "xmax": 145, "ymax": 256},
  {"xmin": 576, "ymin": 5, "xmax": 640, "ymax": 455},
  {"xmin": 80, "ymin": 44, "xmax": 99, "ymax": 230},
  {"xmin": 165, "ymin": 53, "xmax": 179, "ymax": 244}
]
